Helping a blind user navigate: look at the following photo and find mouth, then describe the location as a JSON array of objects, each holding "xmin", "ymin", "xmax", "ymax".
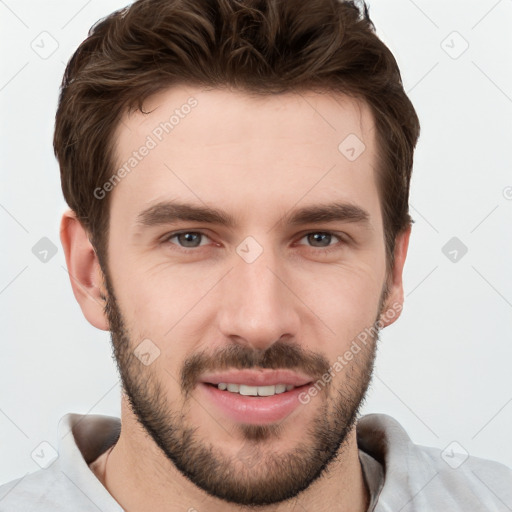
[
  {"xmin": 198, "ymin": 369, "xmax": 315, "ymax": 424},
  {"xmin": 205, "ymin": 382, "xmax": 302, "ymax": 396}
]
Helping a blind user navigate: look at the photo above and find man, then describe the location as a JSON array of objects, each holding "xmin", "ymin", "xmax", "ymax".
[{"xmin": 1, "ymin": 0, "xmax": 510, "ymax": 510}]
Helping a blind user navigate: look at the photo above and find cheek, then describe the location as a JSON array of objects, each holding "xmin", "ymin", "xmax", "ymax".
[
  {"xmin": 109, "ymin": 231, "xmax": 386, "ymax": 355},
  {"xmin": 112, "ymin": 258, "xmax": 220, "ymax": 344},
  {"xmin": 301, "ymin": 262, "xmax": 384, "ymax": 347}
]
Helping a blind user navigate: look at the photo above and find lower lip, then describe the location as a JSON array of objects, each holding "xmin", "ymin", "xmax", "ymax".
[{"xmin": 198, "ymin": 383, "xmax": 311, "ymax": 424}]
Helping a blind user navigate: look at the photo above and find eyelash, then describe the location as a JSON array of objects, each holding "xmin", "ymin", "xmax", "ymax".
[{"xmin": 161, "ymin": 230, "xmax": 347, "ymax": 254}]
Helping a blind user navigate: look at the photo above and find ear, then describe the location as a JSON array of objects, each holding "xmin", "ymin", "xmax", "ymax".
[
  {"xmin": 60, "ymin": 209, "xmax": 109, "ymax": 331},
  {"xmin": 379, "ymin": 224, "xmax": 411, "ymax": 328}
]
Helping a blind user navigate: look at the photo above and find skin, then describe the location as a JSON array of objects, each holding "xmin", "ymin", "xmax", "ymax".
[{"xmin": 60, "ymin": 85, "xmax": 410, "ymax": 512}]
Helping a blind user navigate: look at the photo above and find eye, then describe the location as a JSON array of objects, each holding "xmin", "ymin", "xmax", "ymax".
[
  {"xmin": 164, "ymin": 231, "xmax": 211, "ymax": 248},
  {"xmin": 298, "ymin": 232, "xmax": 343, "ymax": 248}
]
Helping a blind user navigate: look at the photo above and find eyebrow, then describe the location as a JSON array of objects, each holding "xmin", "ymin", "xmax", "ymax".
[
  {"xmin": 136, "ymin": 201, "xmax": 237, "ymax": 228},
  {"xmin": 282, "ymin": 202, "xmax": 370, "ymax": 227},
  {"xmin": 135, "ymin": 200, "xmax": 371, "ymax": 229}
]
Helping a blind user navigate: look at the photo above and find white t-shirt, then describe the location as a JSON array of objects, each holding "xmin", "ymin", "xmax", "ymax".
[{"xmin": 0, "ymin": 412, "xmax": 510, "ymax": 511}]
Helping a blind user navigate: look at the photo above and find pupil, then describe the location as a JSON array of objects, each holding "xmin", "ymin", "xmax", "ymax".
[
  {"xmin": 309, "ymin": 233, "xmax": 330, "ymax": 247},
  {"xmin": 179, "ymin": 233, "xmax": 200, "ymax": 247}
]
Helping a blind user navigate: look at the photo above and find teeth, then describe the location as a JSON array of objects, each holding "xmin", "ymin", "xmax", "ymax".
[
  {"xmin": 257, "ymin": 385, "xmax": 276, "ymax": 396},
  {"xmin": 239, "ymin": 385, "xmax": 258, "ymax": 396},
  {"xmin": 216, "ymin": 383, "xmax": 296, "ymax": 396}
]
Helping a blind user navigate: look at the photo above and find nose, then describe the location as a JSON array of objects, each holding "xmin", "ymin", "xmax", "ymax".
[{"xmin": 217, "ymin": 246, "xmax": 301, "ymax": 352}]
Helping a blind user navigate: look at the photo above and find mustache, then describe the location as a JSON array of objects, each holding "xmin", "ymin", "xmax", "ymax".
[{"xmin": 181, "ymin": 340, "xmax": 331, "ymax": 395}]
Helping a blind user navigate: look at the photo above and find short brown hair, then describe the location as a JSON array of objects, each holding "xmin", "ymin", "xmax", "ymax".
[{"xmin": 54, "ymin": 0, "xmax": 420, "ymax": 272}]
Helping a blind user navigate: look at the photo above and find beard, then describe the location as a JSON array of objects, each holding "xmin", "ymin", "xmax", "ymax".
[{"xmin": 103, "ymin": 271, "xmax": 385, "ymax": 507}]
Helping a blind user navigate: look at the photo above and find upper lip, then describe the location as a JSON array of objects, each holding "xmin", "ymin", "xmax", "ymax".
[{"xmin": 200, "ymin": 369, "xmax": 314, "ymax": 387}]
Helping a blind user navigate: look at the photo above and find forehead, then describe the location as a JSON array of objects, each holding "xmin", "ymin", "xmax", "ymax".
[{"xmin": 110, "ymin": 85, "xmax": 379, "ymax": 225}]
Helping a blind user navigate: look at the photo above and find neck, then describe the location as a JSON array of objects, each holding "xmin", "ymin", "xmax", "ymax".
[{"xmin": 101, "ymin": 397, "xmax": 369, "ymax": 512}]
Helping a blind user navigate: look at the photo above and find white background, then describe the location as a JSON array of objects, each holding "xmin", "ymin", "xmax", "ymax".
[{"xmin": 1, "ymin": 0, "xmax": 511, "ymax": 487}]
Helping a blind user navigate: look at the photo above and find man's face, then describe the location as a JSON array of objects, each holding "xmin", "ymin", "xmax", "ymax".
[{"xmin": 103, "ymin": 86, "xmax": 392, "ymax": 505}]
